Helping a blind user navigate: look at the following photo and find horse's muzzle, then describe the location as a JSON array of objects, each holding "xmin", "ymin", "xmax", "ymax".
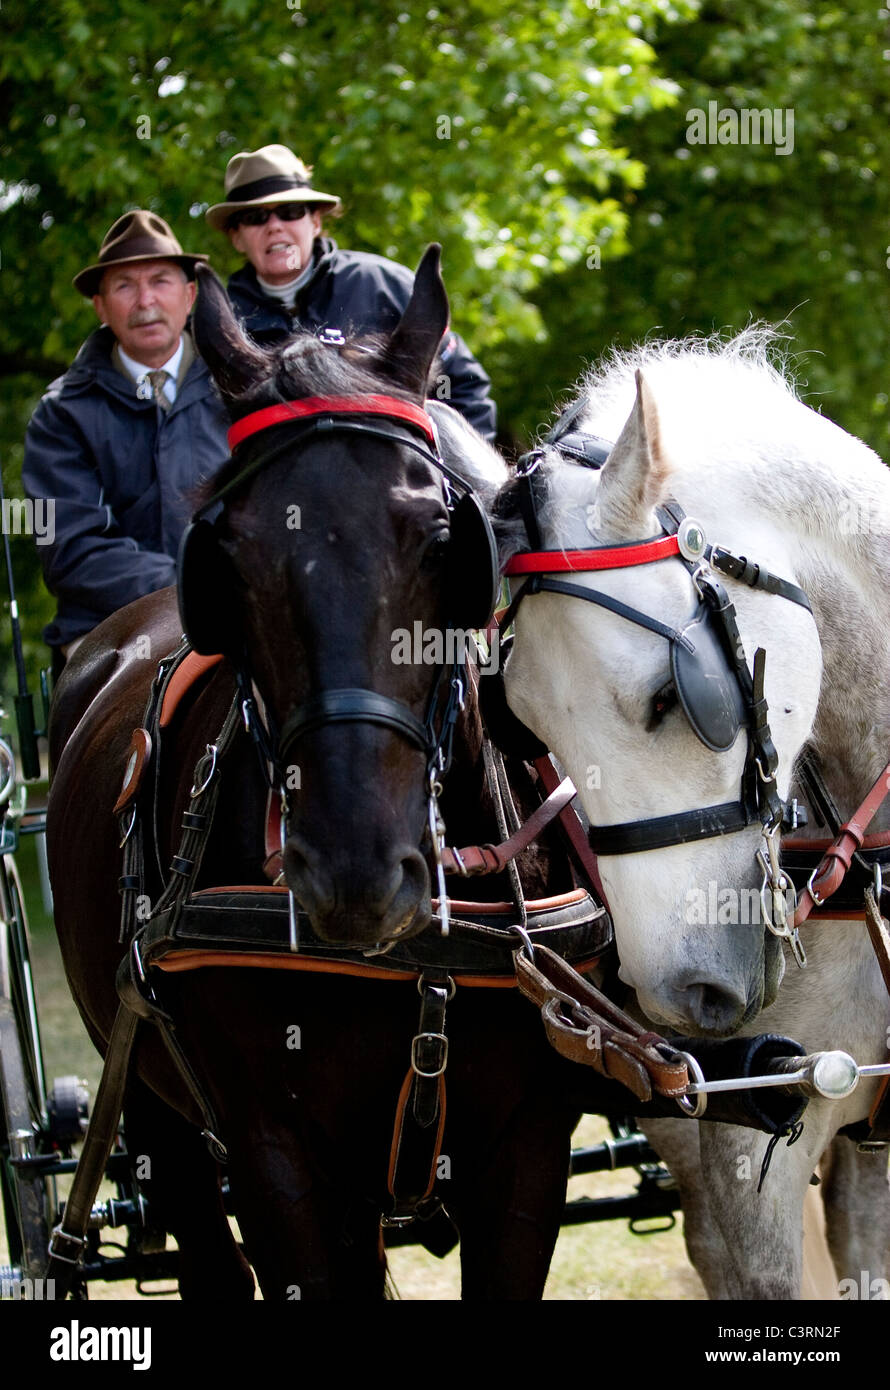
[{"xmin": 282, "ymin": 835, "xmax": 431, "ymax": 946}]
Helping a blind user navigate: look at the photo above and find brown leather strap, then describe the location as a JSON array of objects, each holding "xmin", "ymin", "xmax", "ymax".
[
  {"xmin": 864, "ymin": 885, "xmax": 890, "ymax": 997},
  {"xmin": 112, "ymin": 727, "xmax": 152, "ymax": 816},
  {"xmin": 158, "ymin": 650, "xmax": 225, "ymax": 728},
  {"xmin": 514, "ymin": 944, "xmax": 688, "ymax": 1101},
  {"xmin": 533, "ymin": 756, "xmax": 608, "ymax": 903},
  {"xmin": 868, "ymin": 1075, "xmax": 890, "ymax": 1143},
  {"xmin": 858, "ymin": 887, "xmax": 890, "ymax": 1148},
  {"xmin": 47, "ymin": 1005, "xmax": 140, "ymax": 1293},
  {"xmin": 387, "ymin": 1072, "xmax": 447, "ymax": 1215},
  {"xmin": 794, "ymin": 757, "xmax": 890, "ymax": 926},
  {"xmin": 440, "ymin": 776, "xmax": 576, "ymax": 875}
]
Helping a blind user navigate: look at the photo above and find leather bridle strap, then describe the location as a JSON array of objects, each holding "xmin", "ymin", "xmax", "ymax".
[
  {"xmin": 440, "ymin": 776, "xmax": 577, "ymax": 875},
  {"xmin": 793, "ymin": 753, "xmax": 890, "ymax": 925},
  {"xmin": 279, "ymin": 689, "xmax": 432, "ymax": 761},
  {"xmin": 227, "ymin": 395, "xmax": 438, "ymax": 451},
  {"xmin": 505, "ymin": 533, "xmax": 681, "ymax": 576},
  {"xmin": 514, "ymin": 944, "xmax": 689, "ymax": 1101},
  {"xmin": 708, "ymin": 545, "xmax": 811, "ymax": 611},
  {"xmin": 510, "ymin": 574, "xmax": 696, "ymax": 650}
]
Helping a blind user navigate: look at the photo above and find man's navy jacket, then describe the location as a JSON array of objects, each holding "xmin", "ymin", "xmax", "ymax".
[
  {"xmin": 227, "ymin": 237, "xmax": 497, "ymax": 441},
  {"xmin": 22, "ymin": 327, "xmax": 230, "ymax": 649}
]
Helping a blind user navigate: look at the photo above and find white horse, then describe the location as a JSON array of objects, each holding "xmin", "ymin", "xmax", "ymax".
[{"xmin": 490, "ymin": 332, "xmax": 890, "ymax": 1300}]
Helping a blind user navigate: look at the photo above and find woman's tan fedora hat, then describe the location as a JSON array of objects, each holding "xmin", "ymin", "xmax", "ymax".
[
  {"xmin": 206, "ymin": 144, "xmax": 341, "ymax": 231},
  {"xmin": 73, "ymin": 210, "xmax": 209, "ymax": 297}
]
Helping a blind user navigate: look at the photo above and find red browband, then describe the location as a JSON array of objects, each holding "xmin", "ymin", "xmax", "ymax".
[
  {"xmin": 504, "ymin": 533, "xmax": 681, "ymax": 576},
  {"xmin": 227, "ymin": 395, "xmax": 437, "ymax": 451}
]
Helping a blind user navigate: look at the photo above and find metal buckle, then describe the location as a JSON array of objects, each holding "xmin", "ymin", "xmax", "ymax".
[
  {"xmin": 416, "ymin": 974, "xmax": 455, "ymax": 1002},
  {"xmin": 806, "ymin": 863, "xmax": 826, "ymax": 908},
  {"xmin": 411, "ymin": 1032, "xmax": 448, "ymax": 1078},
  {"xmin": 190, "ymin": 743, "xmax": 218, "ymax": 797},
  {"xmin": 516, "ymin": 448, "xmax": 544, "ymax": 477},
  {"xmin": 317, "ymin": 327, "xmax": 346, "ymax": 345},
  {"xmin": 690, "ymin": 561, "xmax": 712, "ymax": 602},
  {"xmin": 511, "ymin": 922, "xmax": 536, "ymax": 963},
  {"xmin": 48, "ymin": 1226, "xmax": 87, "ymax": 1265}
]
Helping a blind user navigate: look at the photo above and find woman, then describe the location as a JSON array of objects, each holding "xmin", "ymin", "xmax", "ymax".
[{"xmin": 206, "ymin": 144, "xmax": 497, "ymax": 439}]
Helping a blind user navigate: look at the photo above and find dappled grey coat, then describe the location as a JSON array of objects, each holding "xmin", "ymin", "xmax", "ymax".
[{"xmin": 22, "ymin": 326, "xmax": 229, "ymax": 649}]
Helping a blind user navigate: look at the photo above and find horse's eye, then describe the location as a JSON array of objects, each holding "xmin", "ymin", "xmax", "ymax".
[{"xmin": 647, "ymin": 680, "xmax": 678, "ymax": 731}]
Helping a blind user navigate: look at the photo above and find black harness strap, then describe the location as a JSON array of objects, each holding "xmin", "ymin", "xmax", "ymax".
[
  {"xmin": 279, "ymin": 689, "xmax": 431, "ymax": 762},
  {"xmin": 386, "ymin": 970, "xmax": 453, "ymax": 1224},
  {"xmin": 520, "ymin": 575, "xmax": 696, "ymax": 651}
]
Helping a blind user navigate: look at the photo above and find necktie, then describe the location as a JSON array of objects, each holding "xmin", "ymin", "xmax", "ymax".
[{"xmin": 146, "ymin": 369, "xmax": 171, "ymax": 413}]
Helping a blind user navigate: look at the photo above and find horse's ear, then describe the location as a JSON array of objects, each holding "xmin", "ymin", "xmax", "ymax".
[
  {"xmin": 192, "ymin": 263, "xmax": 272, "ymax": 401},
  {"xmin": 594, "ymin": 369, "xmax": 670, "ymax": 538},
  {"xmin": 381, "ymin": 243, "xmax": 450, "ymax": 397}
]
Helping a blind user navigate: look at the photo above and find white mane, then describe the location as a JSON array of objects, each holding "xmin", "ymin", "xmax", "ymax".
[
  {"xmin": 526, "ymin": 329, "xmax": 890, "ymax": 813},
  {"xmin": 541, "ymin": 330, "xmax": 890, "ymax": 571},
  {"xmin": 428, "ymin": 401, "xmax": 508, "ymax": 501}
]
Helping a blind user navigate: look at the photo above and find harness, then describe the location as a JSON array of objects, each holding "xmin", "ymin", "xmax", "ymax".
[
  {"xmin": 498, "ymin": 408, "xmax": 890, "ymax": 1146},
  {"xmin": 504, "ymin": 424, "xmax": 813, "ymax": 966},
  {"xmin": 52, "ymin": 392, "xmax": 695, "ymax": 1283}
]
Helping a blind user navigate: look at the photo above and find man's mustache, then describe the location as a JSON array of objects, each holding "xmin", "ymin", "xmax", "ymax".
[{"xmin": 128, "ymin": 310, "xmax": 167, "ymax": 327}]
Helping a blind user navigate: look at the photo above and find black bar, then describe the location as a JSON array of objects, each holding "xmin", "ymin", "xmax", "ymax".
[{"xmin": 568, "ymin": 1136, "xmax": 661, "ymax": 1175}]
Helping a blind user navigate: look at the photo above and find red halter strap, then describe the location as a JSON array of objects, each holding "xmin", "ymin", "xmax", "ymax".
[
  {"xmin": 504, "ymin": 533, "xmax": 680, "ymax": 576},
  {"xmin": 227, "ymin": 395, "xmax": 437, "ymax": 451}
]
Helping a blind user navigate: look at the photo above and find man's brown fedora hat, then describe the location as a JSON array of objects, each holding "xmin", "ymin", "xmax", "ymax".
[
  {"xmin": 205, "ymin": 144, "xmax": 341, "ymax": 231},
  {"xmin": 73, "ymin": 210, "xmax": 210, "ymax": 297}
]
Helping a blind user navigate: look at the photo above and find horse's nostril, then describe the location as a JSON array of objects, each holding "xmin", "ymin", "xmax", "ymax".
[{"xmin": 682, "ymin": 981, "xmax": 748, "ymax": 1037}]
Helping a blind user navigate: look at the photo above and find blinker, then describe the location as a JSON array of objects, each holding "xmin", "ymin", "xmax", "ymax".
[{"xmin": 670, "ymin": 606, "xmax": 747, "ymax": 753}]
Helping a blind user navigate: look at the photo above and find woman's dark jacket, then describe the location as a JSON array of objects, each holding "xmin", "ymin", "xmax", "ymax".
[{"xmin": 227, "ymin": 237, "xmax": 497, "ymax": 441}]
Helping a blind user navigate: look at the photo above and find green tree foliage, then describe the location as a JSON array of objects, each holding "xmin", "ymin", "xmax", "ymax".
[
  {"xmin": 0, "ymin": 0, "xmax": 887, "ymax": 702},
  {"xmin": 509, "ymin": 0, "xmax": 890, "ymax": 454},
  {"xmin": 0, "ymin": 0, "xmax": 695, "ymax": 685}
]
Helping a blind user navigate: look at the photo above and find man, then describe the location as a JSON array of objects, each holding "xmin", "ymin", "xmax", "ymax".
[
  {"xmin": 206, "ymin": 144, "xmax": 497, "ymax": 440},
  {"xmin": 23, "ymin": 211, "xmax": 230, "ymax": 668}
]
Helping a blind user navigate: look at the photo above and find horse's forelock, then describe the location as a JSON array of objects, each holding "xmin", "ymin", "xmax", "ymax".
[{"xmin": 427, "ymin": 402, "xmax": 507, "ymax": 501}]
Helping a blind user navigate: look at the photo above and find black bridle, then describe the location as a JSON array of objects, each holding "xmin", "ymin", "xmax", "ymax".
[{"xmin": 192, "ymin": 395, "xmax": 470, "ymax": 788}]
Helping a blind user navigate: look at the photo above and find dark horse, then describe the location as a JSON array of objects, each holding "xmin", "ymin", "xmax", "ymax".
[{"xmin": 46, "ymin": 250, "xmax": 598, "ymax": 1299}]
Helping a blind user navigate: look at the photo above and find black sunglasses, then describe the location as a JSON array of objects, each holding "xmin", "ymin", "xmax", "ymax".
[{"xmin": 228, "ymin": 203, "xmax": 312, "ymax": 230}]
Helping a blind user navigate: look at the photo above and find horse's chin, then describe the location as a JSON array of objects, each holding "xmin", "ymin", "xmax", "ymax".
[
  {"xmin": 633, "ymin": 982, "xmax": 766, "ymax": 1040},
  {"xmin": 291, "ymin": 881, "xmax": 431, "ymax": 950}
]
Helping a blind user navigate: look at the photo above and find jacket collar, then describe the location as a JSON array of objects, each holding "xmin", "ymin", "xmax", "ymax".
[{"xmin": 59, "ymin": 324, "xmax": 208, "ymax": 406}]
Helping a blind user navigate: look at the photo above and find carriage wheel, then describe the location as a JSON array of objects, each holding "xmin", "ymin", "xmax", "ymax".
[{"xmin": 0, "ymin": 854, "xmax": 54, "ymax": 1291}]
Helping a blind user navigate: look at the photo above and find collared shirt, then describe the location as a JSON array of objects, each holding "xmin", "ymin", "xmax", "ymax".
[{"xmin": 116, "ymin": 337, "xmax": 185, "ymax": 406}]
